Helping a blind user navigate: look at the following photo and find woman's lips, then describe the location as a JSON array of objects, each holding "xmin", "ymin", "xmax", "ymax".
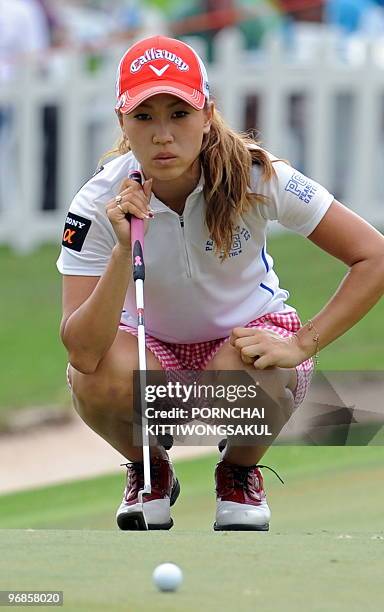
[{"xmin": 152, "ymin": 155, "xmax": 177, "ymax": 165}]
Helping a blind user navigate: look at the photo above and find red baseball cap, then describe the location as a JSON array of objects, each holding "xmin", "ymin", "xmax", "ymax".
[{"xmin": 115, "ymin": 35, "xmax": 210, "ymax": 114}]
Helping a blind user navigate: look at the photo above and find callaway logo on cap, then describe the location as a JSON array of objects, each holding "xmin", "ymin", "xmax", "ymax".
[{"xmin": 115, "ymin": 35, "xmax": 210, "ymax": 114}]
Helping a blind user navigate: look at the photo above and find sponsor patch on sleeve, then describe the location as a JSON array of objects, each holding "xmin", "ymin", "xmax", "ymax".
[
  {"xmin": 285, "ymin": 171, "xmax": 318, "ymax": 204},
  {"xmin": 62, "ymin": 213, "xmax": 92, "ymax": 252}
]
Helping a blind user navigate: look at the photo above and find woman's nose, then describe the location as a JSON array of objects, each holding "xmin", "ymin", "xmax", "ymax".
[{"xmin": 152, "ymin": 124, "xmax": 174, "ymax": 145}]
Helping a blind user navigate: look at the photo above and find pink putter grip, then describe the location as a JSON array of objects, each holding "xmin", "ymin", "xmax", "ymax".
[
  {"xmin": 128, "ymin": 171, "xmax": 145, "ymax": 282},
  {"xmin": 131, "ymin": 216, "xmax": 144, "ymax": 253},
  {"xmin": 129, "ymin": 170, "xmax": 145, "ymax": 256}
]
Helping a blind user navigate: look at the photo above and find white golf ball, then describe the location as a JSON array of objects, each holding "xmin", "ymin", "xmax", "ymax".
[{"xmin": 153, "ymin": 563, "xmax": 183, "ymax": 592}]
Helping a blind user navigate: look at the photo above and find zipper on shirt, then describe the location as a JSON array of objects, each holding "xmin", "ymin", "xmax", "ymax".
[{"xmin": 179, "ymin": 215, "xmax": 192, "ymax": 278}]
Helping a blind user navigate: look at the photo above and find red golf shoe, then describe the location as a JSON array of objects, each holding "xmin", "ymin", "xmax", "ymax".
[
  {"xmin": 214, "ymin": 459, "xmax": 283, "ymax": 531},
  {"xmin": 116, "ymin": 455, "xmax": 180, "ymax": 530}
]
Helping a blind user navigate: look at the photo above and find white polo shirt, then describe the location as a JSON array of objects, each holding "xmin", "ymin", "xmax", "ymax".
[{"xmin": 56, "ymin": 150, "xmax": 334, "ymax": 343}]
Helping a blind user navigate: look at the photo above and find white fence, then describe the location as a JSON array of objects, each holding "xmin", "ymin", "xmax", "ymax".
[{"xmin": 1, "ymin": 27, "xmax": 384, "ymax": 252}]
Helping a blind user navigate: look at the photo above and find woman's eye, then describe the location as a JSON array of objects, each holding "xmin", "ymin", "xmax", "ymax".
[
  {"xmin": 133, "ymin": 111, "xmax": 189, "ymax": 120},
  {"xmin": 173, "ymin": 111, "xmax": 189, "ymax": 118},
  {"xmin": 134, "ymin": 113, "xmax": 151, "ymax": 120}
]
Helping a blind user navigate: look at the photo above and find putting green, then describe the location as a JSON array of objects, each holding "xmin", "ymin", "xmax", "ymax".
[
  {"xmin": 1, "ymin": 448, "xmax": 384, "ymax": 611},
  {"xmin": 1, "ymin": 530, "xmax": 383, "ymax": 611}
]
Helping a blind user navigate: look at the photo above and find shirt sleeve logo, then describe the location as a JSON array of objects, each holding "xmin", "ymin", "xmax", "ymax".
[
  {"xmin": 285, "ymin": 171, "xmax": 318, "ymax": 204},
  {"xmin": 62, "ymin": 213, "xmax": 91, "ymax": 252}
]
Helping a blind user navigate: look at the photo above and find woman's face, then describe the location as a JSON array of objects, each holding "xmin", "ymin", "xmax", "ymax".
[{"xmin": 118, "ymin": 93, "xmax": 212, "ymax": 180}]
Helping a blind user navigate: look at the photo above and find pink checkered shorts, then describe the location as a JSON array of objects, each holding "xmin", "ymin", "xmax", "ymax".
[{"xmin": 118, "ymin": 311, "xmax": 314, "ymax": 408}]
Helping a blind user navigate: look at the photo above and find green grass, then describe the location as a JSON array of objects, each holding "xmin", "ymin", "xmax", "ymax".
[
  {"xmin": 1, "ymin": 448, "xmax": 384, "ymax": 611},
  {"xmin": 1, "ymin": 447, "xmax": 384, "ymax": 531},
  {"xmin": 0, "ymin": 233, "xmax": 383, "ymax": 412},
  {"xmin": 0, "ymin": 244, "xmax": 68, "ymax": 411},
  {"xmin": 268, "ymin": 230, "xmax": 384, "ymax": 369},
  {"xmin": 1, "ymin": 530, "xmax": 383, "ymax": 612}
]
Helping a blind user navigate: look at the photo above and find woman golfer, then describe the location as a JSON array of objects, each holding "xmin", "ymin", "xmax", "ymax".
[{"xmin": 57, "ymin": 35, "xmax": 384, "ymax": 531}]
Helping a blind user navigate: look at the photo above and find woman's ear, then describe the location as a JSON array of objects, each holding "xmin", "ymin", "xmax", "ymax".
[{"xmin": 202, "ymin": 101, "xmax": 214, "ymax": 135}]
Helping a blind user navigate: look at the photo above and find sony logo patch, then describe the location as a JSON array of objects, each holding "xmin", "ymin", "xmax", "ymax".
[{"xmin": 66, "ymin": 216, "xmax": 86, "ymax": 229}]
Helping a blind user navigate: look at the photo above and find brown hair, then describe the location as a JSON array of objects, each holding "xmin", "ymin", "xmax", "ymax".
[{"xmin": 102, "ymin": 105, "xmax": 277, "ymax": 260}]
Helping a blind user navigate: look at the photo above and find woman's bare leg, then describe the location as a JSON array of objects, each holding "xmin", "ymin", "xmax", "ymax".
[
  {"xmin": 68, "ymin": 329, "xmax": 167, "ymax": 462},
  {"xmin": 205, "ymin": 340, "xmax": 297, "ymax": 466}
]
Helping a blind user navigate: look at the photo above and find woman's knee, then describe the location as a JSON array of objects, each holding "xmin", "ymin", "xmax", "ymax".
[
  {"xmin": 69, "ymin": 361, "xmax": 135, "ymax": 419},
  {"xmin": 206, "ymin": 341, "xmax": 297, "ymax": 413},
  {"xmin": 68, "ymin": 330, "xmax": 142, "ymax": 413}
]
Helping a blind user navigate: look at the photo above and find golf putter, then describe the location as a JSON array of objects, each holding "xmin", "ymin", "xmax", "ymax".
[{"xmin": 130, "ymin": 170, "xmax": 150, "ymax": 530}]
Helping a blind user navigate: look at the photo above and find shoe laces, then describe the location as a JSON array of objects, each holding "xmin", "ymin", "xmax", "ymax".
[
  {"xmin": 254, "ymin": 464, "xmax": 284, "ymax": 485},
  {"xmin": 120, "ymin": 457, "xmax": 167, "ymax": 493},
  {"xmin": 223, "ymin": 462, "xmax": 284, "ymax": 491},
  {"xmin": 120, "ymin": 461, "xmax": 144, "ymax": 494}
]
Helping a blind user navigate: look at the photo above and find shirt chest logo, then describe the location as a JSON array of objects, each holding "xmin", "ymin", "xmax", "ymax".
[{"xmin": 205, "ymin": 226, "xmax": 251, "ymax": 258}]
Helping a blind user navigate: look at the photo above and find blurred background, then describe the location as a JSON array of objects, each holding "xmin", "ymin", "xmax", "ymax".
[{"xmin": 0, "ymin": 0, "xmax": 384, "ymax": 502}]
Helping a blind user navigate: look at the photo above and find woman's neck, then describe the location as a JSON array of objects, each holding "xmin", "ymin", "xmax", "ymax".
[{"xmin": 144, "ymin": 159, "xmax": 201, "ymax": 215}]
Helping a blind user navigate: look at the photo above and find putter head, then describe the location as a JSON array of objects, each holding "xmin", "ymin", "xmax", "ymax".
[
  {"xmin": 116, "ymin": 488, "xmax": 150, "ymax": 531},
  {"xmin": 137, "ymin": 487, "xmax": 151, "ymax": 530},
  {"xmin": 115, "ymin": 486, "xmax": 149, "ymax": 531},
  {"xmin": 117, "ymin": 509, "xmax": 148, "ymax": 531}
]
